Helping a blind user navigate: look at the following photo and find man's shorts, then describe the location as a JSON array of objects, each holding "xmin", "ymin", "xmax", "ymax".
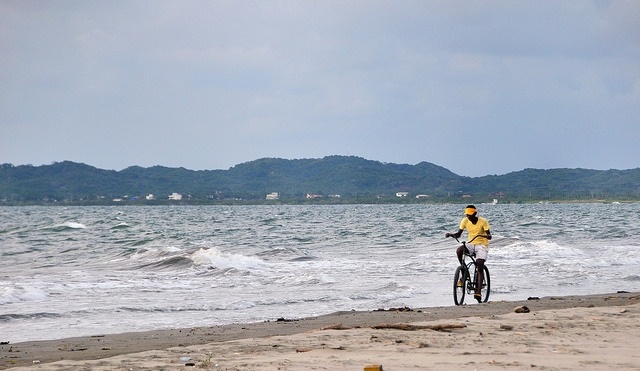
[{"xmin": 465, "ymin": 244, "xmax": 488, "ymax": 260}]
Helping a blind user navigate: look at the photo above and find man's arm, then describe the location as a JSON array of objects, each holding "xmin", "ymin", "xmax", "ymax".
[{"xmin": 445, "ymin": 229, "xmax": 463, "ymax": 239}]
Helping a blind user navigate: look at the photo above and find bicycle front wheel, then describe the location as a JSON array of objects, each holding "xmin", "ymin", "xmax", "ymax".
[
  {"xmin": 453, "ymin": 266, "xmax": 466, "ymax": 305},
  {"xmin": 478, "ymin": 265, "xmax": 491, "ymax": 303}
]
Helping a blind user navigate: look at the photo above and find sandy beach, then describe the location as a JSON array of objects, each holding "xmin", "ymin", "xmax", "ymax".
[{"xmin": 2, "ymin": 292, "xmax": 639, "ymax": 370}]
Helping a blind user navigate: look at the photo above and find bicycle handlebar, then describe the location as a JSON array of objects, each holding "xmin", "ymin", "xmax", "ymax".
[{"xmin": 447, "ymin": 234, "xmax": 490, "ymax": 244}]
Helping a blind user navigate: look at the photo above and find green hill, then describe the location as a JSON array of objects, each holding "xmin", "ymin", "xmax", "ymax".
[{"xmin": 1, "ymin": 156, "xmax": 638, "ymax": 204}]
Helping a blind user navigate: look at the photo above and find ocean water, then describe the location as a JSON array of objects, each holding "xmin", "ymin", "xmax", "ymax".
[{"xmin": 1, "ymin": 203, "xmax": 639, "ymax": 343}]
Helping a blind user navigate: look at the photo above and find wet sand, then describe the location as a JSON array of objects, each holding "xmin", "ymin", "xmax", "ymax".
[{"xmin": 2, "ymin": 292, "xmax": 639, "ymax": 370}]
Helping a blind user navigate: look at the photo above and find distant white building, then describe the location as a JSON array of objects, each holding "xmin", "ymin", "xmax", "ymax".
[
  {"xmin": 266, "ymin": 192, "xmax": 279, "ymax": 200},
  {"xmin": 168, "ymin": 192, "xmax": 183, "ymax": 200}
]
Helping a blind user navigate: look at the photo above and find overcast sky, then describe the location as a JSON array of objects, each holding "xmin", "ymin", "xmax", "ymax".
[{"xmin": 1, "ymin": 1, "xmax": 638, "ymax": 177}]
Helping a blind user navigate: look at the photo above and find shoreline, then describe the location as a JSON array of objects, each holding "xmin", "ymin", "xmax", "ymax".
[
  {"xmin": 2, "ymin": 200, "xmax": 639, "ymax": 207},
  {"xmin": 2, "ymin": 291, "xmax": 639, "ymax": 370}
]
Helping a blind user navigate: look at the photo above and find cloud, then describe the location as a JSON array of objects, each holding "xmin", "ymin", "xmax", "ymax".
[{"xmin": 1, "ymin": 1, "xmax": 638, "ymax": 176}]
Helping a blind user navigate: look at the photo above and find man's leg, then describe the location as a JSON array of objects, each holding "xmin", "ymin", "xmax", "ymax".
[{"xmin": 456, "ymin": 245, "xmax": 466, "ymax": 266}]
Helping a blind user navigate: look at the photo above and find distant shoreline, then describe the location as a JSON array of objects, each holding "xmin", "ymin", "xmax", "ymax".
[
  {"xmin": 3, "ymin": 158, "xmax": 640, "ymax": 205},
  {"xmin": 1, "ymin": 199, "xmax": 638, "ymax": 207}
]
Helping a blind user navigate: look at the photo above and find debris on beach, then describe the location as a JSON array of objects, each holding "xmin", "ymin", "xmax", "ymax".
[
  {"xmin": 321, "ymin": 323, "xmax": 352, "ymax": 330},
  {"xmin": 374, "ymin": 306, "xmax": 413, "ymax": 312},
  {"xmin": 371, "ymin": 323, "xmax": 466, "ymax": 331},
  {"xmin": 364, "ymin": 364, "xmax": 383, "ymax": 371}
]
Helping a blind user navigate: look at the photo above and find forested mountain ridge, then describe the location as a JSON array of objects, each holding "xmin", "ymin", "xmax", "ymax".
[{"xmin": 1, "ymin": 156, "xmax": 639, "ymax": 204}]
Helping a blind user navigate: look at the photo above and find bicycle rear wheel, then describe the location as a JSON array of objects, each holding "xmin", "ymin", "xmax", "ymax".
[{"xmin": 453, "ymin": 266, "xmax": 466, "ymax": 305}]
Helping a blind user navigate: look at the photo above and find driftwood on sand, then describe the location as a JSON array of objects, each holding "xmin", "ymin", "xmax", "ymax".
[
  {"xmin": 321, "ymin": 323, "xmax": 466, "ymax": 331},
  {"xmin": 371, "ymin": 323, "xmax": 466, "ymax": 331}
]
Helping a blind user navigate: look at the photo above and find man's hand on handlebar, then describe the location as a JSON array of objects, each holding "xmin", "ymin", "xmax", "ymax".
[{"xmin": 446, "ymin": 231, "xmax": 462, "ymax": 239}]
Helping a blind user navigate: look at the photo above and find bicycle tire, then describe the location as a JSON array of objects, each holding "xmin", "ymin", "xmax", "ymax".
[
  {"xmin": 480, "ymin": 265, "xmax": 490, "ymax": 302},
  {"xmin": 453, "ymin": 266, "xmax": 466, "ymax": 305}
]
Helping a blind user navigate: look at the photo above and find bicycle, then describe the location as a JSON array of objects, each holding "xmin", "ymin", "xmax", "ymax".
[{"xmin": 449, "ymin": 236, "xmax": 491, "ymax": 305}]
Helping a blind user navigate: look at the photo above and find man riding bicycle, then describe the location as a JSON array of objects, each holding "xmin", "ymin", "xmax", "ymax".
[{"xmin": 446, "ymin": 205, "xmax": 492, "ymax": 303}]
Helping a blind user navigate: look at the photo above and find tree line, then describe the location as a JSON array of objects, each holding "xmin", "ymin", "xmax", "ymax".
[{"xmin": 1, "ymin": 156, "xmax": 639, "ymax": 205}]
